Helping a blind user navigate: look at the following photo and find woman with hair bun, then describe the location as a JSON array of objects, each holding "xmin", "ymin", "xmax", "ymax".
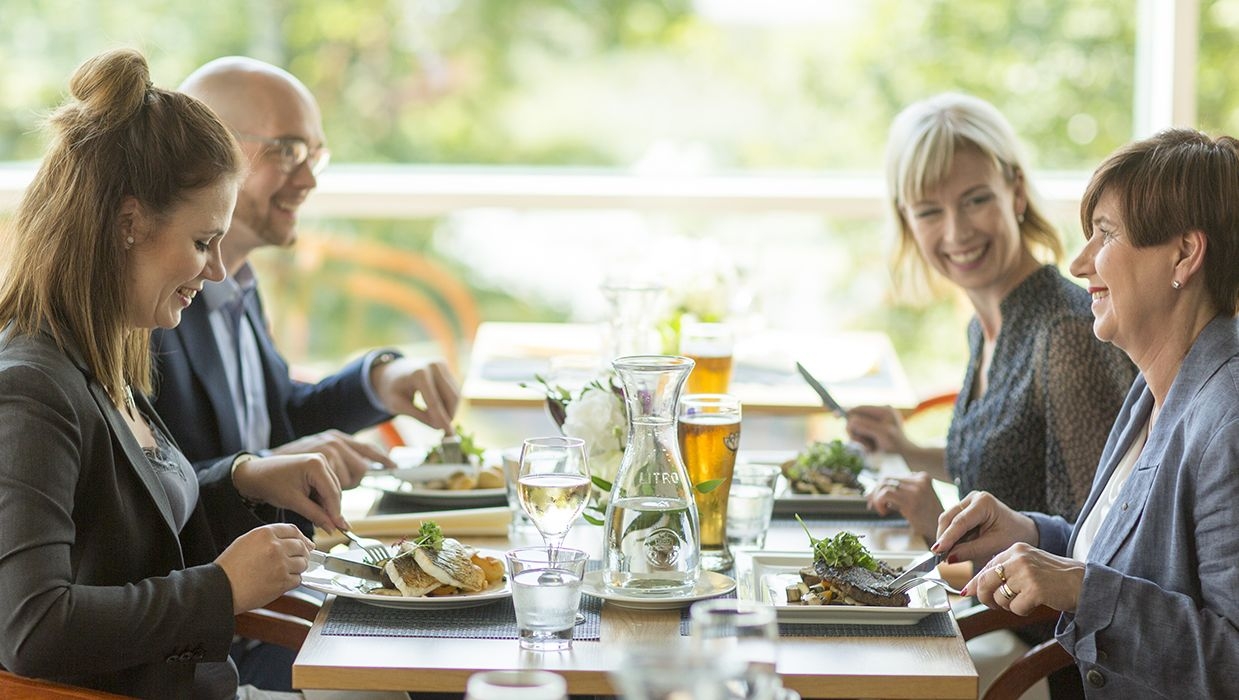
[{"xmin": 0, "ymin": 49, "xmax": 349, "ymax": 699}]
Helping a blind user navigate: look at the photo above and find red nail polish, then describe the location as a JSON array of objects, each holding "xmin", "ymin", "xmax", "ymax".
[{"xmin": 946, "ymin": 554, "xmax": 958, "ymax": 565}]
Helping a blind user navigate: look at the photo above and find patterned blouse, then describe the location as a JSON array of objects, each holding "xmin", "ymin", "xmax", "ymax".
[{"xmin": 946, "ymin": 265, "xmax": 1136, "ymax": 521}]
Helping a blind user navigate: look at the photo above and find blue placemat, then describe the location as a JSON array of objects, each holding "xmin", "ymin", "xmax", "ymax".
[
  {"xmin": 678, "ymin": 607, "xmax": 955, "ymax": 638},
  {"xmin": 322, "ymin": 595, "xmax": 603, "ymax": 640}
]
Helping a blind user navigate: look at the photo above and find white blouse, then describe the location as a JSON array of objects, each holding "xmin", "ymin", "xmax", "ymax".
[{"xmin": 1072, "ymin": 420, "xmax": 1149, "ymax": 561}]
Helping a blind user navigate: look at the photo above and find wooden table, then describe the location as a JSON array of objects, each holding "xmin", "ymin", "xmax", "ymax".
[{"xmin": 292, "ymin": 517, "xmax": 977, "ymax": 698}]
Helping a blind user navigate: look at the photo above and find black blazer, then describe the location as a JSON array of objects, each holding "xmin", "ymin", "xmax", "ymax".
[{"xmin": 0, "ymin": 328, "xmax": 262, "ymax": 698}]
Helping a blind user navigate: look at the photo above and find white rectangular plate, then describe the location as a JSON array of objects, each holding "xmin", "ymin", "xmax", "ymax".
[
  {"xmin": 735, "ymin": 550, "xmax": 948, "ymax": 625},
  {"xmin": 740, "ymin": 451, "xmax": 875, "ymax": 517}
]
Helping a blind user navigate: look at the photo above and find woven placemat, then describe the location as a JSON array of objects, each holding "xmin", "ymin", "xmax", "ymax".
[
  {"xmin": 323, "ymin": 594, "xmax": 603, "ymax": 640},
  {"xmin": 777, "ymin": 516, "xmax": 909, "ymax": 529},
  {"xmin": 678, "ymin": 608, "xmax": 955, "ymax": 638}
]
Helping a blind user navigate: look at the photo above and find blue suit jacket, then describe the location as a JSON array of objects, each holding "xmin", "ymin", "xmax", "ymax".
[
  {"xmin": 150, "ymin": 283, "xmax": 390, "ymax": 469},
  {"xmin": 1028, "ymin": 315, "xmax": 1239, "ymax": 697}
]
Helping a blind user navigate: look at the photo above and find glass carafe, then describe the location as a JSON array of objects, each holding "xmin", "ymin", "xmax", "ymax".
[{"xmin": 603, "ymin": 355, "xmax": 700, "ymax": 596}]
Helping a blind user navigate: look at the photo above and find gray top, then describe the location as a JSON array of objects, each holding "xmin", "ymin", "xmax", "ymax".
[
  {"xmin": 142, "ymin": 424, "xmax": 199, "ymax": 533},
  {"xmin": 947, "ymin": 265, "xmax": 1136, "ymax": 520}
]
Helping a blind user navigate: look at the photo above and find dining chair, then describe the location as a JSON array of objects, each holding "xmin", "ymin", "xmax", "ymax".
[
  {"xmin": 956, "ymin": 603, "xmax": 1075, "ymax": 700},
  {"xmin": 0, "ymin": 670, "xmax": 133, "ymax": 700},
  {"xmin": 234, "ymin": 589, "xmax": 320, "ymax": 652},
  {"xmin": 0, "ymin": 591, "xmax": 321, "ymax": 699}
]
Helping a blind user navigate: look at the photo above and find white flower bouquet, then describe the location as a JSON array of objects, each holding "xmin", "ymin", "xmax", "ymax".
[{"xmin": 525, "ymin": 375, "xmax": 628, "ymax": 524}]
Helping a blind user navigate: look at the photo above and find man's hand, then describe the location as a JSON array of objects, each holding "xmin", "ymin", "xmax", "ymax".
[
  {"xmin": 371, "ymin": 357, "xmax": 459, "ymax": 432},
  {"xmin": 271, "ymin": 429, "xmax": 394, "ymax": 489}
]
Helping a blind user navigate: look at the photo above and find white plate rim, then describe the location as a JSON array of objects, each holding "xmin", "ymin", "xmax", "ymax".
[
  {"xmin": 361, "ymin": 464, "xmax": 507, "ymax": 503},
  {"xmin": 735, "ymin": 550, "xmax": 948, "ymax": 624},
  {"xmin": 580, "ymin": 570, "xmax": 737, "ymax": 610},
  {"xmin": 302, "ymin": 546, "xmax": 511, "ymax": 609}
]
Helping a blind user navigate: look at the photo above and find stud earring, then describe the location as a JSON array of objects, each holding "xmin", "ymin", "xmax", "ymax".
[
  {"xmin": 1172, "ymin": 280, "xmax": 1182, "ymax": 290},
  {"xmin": 1017, "ymin": 212, "xmax": 1025, "ymax": 224},
  {"xmin": 125, "ymin": 236, "xmax": 134, "ymax": 250}
]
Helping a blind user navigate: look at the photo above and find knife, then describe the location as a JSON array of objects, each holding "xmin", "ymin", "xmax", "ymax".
[
  {"xmin": 883, "ymin": 526, "xmax": 980, "ymax": 592},
  {"xmin": 795, "ymin": 361, "xmax": 848, "ymax": 419},
  {"xmin": 308, "ymin": 549, "xmax": 386, "ymax": 582}
]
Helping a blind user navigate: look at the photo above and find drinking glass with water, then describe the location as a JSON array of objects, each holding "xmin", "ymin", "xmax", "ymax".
[{"xmin": 506, "ymin": 546, "xmax": 588, "ymax": 651}]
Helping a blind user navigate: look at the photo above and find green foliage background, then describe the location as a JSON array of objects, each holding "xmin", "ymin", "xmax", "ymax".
[{"xmin": 2, "ymin": 0, "xmax": 1236, "ymax": 390}]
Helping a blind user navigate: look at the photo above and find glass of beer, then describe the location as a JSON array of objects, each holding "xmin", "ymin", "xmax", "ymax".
[
  {"xmin": 678, "ymin": 394, "xmax": 742, "ymax": 572},
  {"xmin": 680, "ymin": 322, "xmax": 734, "ymax": 395}
]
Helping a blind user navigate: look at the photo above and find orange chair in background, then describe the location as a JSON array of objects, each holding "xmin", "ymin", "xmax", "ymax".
[{"xmin": 259, "ymin": 233, "xmax": 480, "ymax": 377}]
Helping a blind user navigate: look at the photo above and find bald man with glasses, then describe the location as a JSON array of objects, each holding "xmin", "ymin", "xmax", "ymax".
[{"xmin": 148, "ymin": 57, "xmax": 460, "ymax": 691}]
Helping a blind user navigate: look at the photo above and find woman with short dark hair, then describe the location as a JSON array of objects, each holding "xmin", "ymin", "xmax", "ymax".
[{"xmin": 936, "ymin": 128, "xmax": 1239, "ymax": 696}]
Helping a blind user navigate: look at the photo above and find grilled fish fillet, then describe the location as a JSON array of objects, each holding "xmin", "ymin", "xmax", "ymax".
[
  {"xmin": 413, "ymin": 538, "xmax": 487, "ymax": 592},
  {"xmin": 385, "ymin": 550, "xmax": 443, "ymax": 597}
]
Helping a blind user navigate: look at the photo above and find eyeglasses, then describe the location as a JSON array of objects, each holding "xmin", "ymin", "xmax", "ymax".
[{"xmin": 236, "ymin": 133, "xmax": 331, "ymax": 176}]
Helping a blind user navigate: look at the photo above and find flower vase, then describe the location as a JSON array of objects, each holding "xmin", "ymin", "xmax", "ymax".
[
  {"xmin": 601, "ymin": 281, "xmax": 665, "ymax": 360},
  {"xmin": 602, "ymin": 355, "xmax": 700, "ymax": 596}
]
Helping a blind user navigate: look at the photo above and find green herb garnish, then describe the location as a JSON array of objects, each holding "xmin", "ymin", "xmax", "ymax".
[
  {"xmin": 409, "ymin": 521, "xmax": 444, "ymax": 552},
  {"xmin": 425, "ymin": 426, "xmax": 486, "ymax": 463},
  {"xmin": 788, "ymin": 440, "xmax": 865, "ymax": 482},
  {"xmin": 796, "ymin": 515, "xmax": 877, "ymax": 571}
]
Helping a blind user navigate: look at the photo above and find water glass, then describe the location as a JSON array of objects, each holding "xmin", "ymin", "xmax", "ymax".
[
  {"xmin": 610, "ymin": 642, "xmax": 738, "ymax": 700},
  {"xmin": 505, "ymin": 546, "xmax": 588, "ymax": 651},
  {"xmin": 501, "ymin": 448, "xmax": 538, "ymax": 538},
  {"xmin": 690, "ymin": 599, "xmax": 780, "ymax": 700},
  {"xmin": 726, "ymin": 463, "xmax": 781, "ymax": 550},
  {"xmin": 465, "ymin": 670, "xmax": 567, "ymax": 700}
]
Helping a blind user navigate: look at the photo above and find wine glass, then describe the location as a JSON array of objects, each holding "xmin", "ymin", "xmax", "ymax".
[{"xmin": 517, "ymin": 436, "xmax": 592, "ymax": 558}]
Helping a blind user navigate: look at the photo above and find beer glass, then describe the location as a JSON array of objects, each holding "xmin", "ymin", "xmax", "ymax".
[
  {"xmin": 681, "ymin": 322, "xmax": 734, "ymax": 394},
  {"xmin": 678, "ymin": 394, "xmax": 741, "ymax": 572}
]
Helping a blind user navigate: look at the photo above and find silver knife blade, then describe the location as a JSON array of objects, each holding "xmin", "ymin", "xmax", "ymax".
[
  {"xmin": 883, "ymin": 525, "xmax": 980, "ymax": 591},
  {"xmin": 308, "ymin": 549, "xmax": 386, "ymax": 582},
  {"xmin": 883, "ymin": 550, "xmax": 944, "ymax": 592},
  {"xmin": 795, "ymin": 361, "xmax": 848, "ymax": 418}
]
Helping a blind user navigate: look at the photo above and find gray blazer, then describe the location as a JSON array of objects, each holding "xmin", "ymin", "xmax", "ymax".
[
  {"xmin": 1028, "ymin": 314, "xmax": 1239, "ymax": 697},
  {"xmin": 0, "ymin": 328, "xmax": 264, "ymax": 699}
]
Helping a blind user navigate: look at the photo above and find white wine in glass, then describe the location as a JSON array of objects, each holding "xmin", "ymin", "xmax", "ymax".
[{"xmin": 517, "ymin": 436, "xmax": 591, "ymax": 556}]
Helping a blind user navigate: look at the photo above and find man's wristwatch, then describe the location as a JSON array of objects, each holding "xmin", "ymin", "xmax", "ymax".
[
  {"xmin": 372, "ymin": 350, "xmax": 400, "ymax": 368},
  {"xmin": 230, "ymin": 452, "xmax": 263, "ymax": 508}
]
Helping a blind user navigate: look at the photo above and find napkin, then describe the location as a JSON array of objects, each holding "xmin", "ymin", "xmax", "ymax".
[{"xmin": 315, "ymin": 506, "xmax": 510, "ymax": 546}]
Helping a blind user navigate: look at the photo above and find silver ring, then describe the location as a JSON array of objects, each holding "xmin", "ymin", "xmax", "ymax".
[{"xmin": 999, "ymin": 583, "xmax": 1016, "ymax": 600}]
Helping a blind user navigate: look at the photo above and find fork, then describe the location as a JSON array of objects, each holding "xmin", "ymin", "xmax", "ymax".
[
  {"xmin": 439, "ymin": 434, "xmax": 465, "ymax": 464},
  {"xmin": 890, "ymin": 576, "xmax": 965, "ymax": 597},
  {"xmin": 342, "ymin": 530, "xmax": 390, "ymax": 564}
]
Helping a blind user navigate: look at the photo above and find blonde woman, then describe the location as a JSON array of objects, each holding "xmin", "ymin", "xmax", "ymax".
[{"xmin": 848, "ymin": 94, "xmax": 1134, "ymax": 543}]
